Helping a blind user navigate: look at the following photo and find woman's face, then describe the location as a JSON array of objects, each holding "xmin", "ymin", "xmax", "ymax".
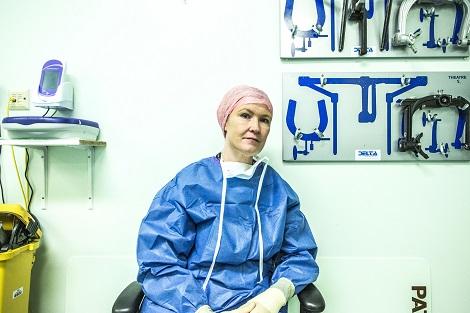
[{"xmin": 223, "ymin": 103, "xmax": 272, "ymax": 163}]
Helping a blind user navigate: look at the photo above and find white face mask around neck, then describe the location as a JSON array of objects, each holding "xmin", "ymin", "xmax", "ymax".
[{"xmin": 220, "ymin": 156, "xmax": 268, "ymax": 179}]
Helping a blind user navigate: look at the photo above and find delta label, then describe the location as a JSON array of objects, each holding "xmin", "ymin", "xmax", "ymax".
[{"xmin": 355, "ymin": 149, "xmax": 381, "ymax": 161}]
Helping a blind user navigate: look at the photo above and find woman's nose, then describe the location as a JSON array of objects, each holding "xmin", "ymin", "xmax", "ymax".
[{"xmin": 249, "ymin": 118, "xmax": 260, "ymax": 132}]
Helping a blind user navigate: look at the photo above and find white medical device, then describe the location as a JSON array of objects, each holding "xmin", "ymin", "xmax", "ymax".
[{"xmin": 32, "ymin": 59, "xmax": 74, "ymax": 110}]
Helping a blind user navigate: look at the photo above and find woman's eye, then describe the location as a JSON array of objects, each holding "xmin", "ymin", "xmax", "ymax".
[
  {"xmin": 240, "ymin": 113, "xmax": 251, "ymax": 119},
  {"xmin": 261, "ymin": 118, "xmax": 271, "ymax": 125}
]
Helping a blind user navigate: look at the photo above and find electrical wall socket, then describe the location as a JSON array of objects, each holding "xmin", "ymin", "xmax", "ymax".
[{"xmin": 8, "ymin": 90, "xmax": 30, "ymax": 110}]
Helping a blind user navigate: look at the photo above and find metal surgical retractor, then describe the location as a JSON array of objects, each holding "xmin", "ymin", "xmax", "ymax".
[
  {"xmin": 398, "ymin": 94, "xmax": 470, "ymax": 159},
  {"xmin": 393, "ymin": 0, "xmax": 470, "ymax": 53}
]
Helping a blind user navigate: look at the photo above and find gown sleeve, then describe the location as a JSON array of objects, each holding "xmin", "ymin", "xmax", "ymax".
[
  {"xmin": 270, "ymin": 182, "xmax": 320, "ymax": 294},
  {"xmin": 137, "ymin": 178, "xmax": 209, "ymax": 312}
]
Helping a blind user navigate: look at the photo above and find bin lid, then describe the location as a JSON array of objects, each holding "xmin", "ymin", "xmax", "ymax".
[{"xmin": 0, "ymin": 204, "xmax": 34, "ymax": 227}]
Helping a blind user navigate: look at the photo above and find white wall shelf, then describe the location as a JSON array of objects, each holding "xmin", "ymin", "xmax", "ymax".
[
  {"xmin": 0, "ymin": 138, "xmax": 106, "ymax": 210},
  {"xmin": 0, "ymin": 138, "xmax": 106, "ymax": 147}
]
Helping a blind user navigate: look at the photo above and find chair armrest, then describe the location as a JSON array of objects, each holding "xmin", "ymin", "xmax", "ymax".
[
  {"xmin": 111, "ymin": 281, "xmax": 324, "ymax": 313},
  {"xmin": 297, "ymin": 283, "xmax": 325, "ymax": 313},
  {"xmin": 112, "ymin": 281, "xmax": 144, "ymax": 313}
]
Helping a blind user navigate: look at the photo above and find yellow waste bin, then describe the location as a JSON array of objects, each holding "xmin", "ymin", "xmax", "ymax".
[{"xmin": 0, "ymin": 204, "xmax": 41, "ymax": 313}]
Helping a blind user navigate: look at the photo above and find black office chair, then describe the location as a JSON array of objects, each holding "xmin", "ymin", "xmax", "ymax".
[{"xmin": 112, "ymin": 281, "xmax": 325, "ymax": 313}]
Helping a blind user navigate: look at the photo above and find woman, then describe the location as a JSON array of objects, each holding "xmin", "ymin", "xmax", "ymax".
[{"xmin": 137, "ymin": 85, "xmax": 319, "ymax": 313}]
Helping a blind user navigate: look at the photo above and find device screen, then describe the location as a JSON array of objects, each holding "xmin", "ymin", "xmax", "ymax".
[{"xmin": 42, "ymin": 69, "xmax": 60, "ymax": 93}]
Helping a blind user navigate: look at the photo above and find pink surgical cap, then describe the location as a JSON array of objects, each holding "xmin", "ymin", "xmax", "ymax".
[{"xmin": 217, "ymin": 85, "xmax": 273, "ymax": 133}]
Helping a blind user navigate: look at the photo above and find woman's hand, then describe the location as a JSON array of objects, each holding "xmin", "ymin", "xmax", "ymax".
[
  {"xmin": 222, "ymin": 302, "xmax": 256, "ymax": 313},
  {"xmin": 246, "ymin": 287, "xmax": 287, "ymax": 313}
]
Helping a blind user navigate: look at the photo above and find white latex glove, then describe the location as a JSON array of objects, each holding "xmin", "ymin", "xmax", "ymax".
[
  {"xmin": 222, "ymin": 302, "xmax": 256, "ymax": 313},
  {"xmin": 247, "ymin": 278, "xmax": 295, "ymax": 313},
  {"xmin": 195, "ymin": 305, "xmax": 214, "ymax": 313},
  {"xmin": 247, "ymin": 287, "xmax": 286, "ymax": 313}
]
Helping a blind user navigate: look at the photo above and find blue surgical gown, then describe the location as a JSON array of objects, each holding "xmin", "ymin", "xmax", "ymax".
[{"xmin": 137, "ymin": 156, "xmax": 319, "ymax": 313}]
